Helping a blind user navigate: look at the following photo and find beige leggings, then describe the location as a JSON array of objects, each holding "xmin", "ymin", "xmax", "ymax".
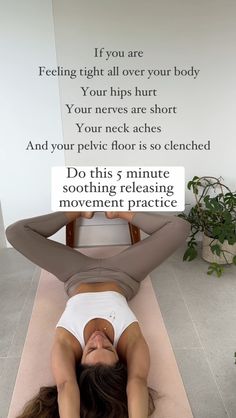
[{"xmin": 6, "ymin": 212, "xmax": 190, "ymax": 300}]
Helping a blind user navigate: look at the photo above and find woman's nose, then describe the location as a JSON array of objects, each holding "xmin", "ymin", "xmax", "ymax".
[{"xmin": 93, "ymin": 334, "xmax": 104, "ymax": 347}]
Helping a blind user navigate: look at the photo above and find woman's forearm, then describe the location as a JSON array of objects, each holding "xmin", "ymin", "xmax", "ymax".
[
  {"xmin": 127, "ymin": 377, "xmax": 149, "ymax": 418},
  {"xmin": 57, "ymin": 381, "xmax": 80, "ymax": 418}
]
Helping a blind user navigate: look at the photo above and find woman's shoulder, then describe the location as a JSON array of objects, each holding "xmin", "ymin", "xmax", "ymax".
[
  {"xmin": 54, "ymin": 327, "xmax": 83, "ymax": 360},
  {"xmin": 116, "ymin": 321, "xmax": 146, "ymax": 359}
]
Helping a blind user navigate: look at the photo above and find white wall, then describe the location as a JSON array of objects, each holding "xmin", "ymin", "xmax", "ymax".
[
  {"xmin": 52, "ymin": 0, "xmax": 236, "ymax": 199},
  {"xmin": 0, "ymin": 1, "xmax": 65, "ymax": 245},
  {"xmin": 1, "ymin": 0, "xmax": 235, "ymax": 247}
]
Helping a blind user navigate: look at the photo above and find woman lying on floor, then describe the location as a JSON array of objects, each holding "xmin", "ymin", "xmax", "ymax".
[{"xmin": 6, "ymin": 211, "xmax": 190, "ymax": 418}]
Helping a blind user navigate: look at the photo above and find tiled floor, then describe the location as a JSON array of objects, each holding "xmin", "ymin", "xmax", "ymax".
[
  {"xmin": 0, "ymin": 249, "xmax": 39, "ymax": 418},
  {"xmin": 0, "ymin": 244, "xmax": 236, "ymax": 418},
  {"xmin": 150, "ymin": 245, "xmax": 236, "ymax": 418}
]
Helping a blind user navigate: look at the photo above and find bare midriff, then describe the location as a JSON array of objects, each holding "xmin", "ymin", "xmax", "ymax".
[{"xmin": 71, "ymin": 281, "xmax": 126, "ymax": 297}]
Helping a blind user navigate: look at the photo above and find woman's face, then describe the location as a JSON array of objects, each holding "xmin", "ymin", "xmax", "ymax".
[{"xmin": 81, "ymin": 331, "xmax": 119, "ymax": 366}]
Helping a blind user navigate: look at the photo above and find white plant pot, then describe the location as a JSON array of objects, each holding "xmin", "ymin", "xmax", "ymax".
[{"xmin": 201, "ymin": 233, "xmax": 236, "ymax": 264}]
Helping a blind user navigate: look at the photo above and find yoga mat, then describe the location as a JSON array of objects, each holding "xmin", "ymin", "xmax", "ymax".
[{"xmin": 8, "ymin": 247, "xmax": 193, "ymax": 418}]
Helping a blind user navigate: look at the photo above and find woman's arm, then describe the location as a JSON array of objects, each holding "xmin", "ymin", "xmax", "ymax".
[
  {"xmin": 127, "ymin": 376, "xmax": 149, "ymax": 418},
  {"xmin": 57, "ymin": 380, "xmax": 80, "ymax": 418},
  {"xmin": 51, "ymin": 329, "xmax": 82, "ymax": 418},
  {"xmin": 122, "ymin": 327, "xmax": 150, "ymax": 418}
]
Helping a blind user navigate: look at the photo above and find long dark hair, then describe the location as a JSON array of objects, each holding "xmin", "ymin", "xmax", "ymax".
[
  {"xmin": 77, "ymin": 361, "xmax": 128, "ymax": 417},
  {"xmin": 16, "ymin": 361, "xmax": 156, "ymax": 418},
  {"xmin": 15, "ymin": 385, "xmax": 59, "ymax": 418}
]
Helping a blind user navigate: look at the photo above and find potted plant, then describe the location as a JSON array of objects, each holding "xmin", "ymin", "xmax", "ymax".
[{"xmin": 178, "ymin": 176, "xmax": 236, "ymax": 277}]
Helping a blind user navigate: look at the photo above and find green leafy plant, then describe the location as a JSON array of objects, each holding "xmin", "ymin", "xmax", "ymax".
[{"xmin": 179, "ymin": 176, "xmax": 236, "ymax": 277}]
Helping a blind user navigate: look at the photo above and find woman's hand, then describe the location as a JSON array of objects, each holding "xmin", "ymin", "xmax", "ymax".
[
  {"xmin": 65, "ymin": 212, "xmax": 94, "ymax": 221},
  {"xmin": 105, "ymin": 211, "xmax": 136, "ymax": 222}
]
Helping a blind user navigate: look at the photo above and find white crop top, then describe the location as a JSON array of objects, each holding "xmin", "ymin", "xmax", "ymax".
[{"xmin": 56, "ymin": 291, "xmax": 138, "ymax": 348}]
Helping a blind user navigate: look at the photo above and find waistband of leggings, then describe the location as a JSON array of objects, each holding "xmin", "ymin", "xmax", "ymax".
[{"xmin": 64, "ymin": 270, "xmax": 140, "ymax": 301}]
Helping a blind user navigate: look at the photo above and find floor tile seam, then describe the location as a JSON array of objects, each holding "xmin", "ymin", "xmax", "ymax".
[
  {"xmin": 0, "ymin": 355, "xmax": 20, "ymax": 359},
  {"xmin": 6, "ymin": 269, "xmax": 37, "ymax": 358},
  {"xmin": 202, "ymin": 351, "xmax": 232, "ymax": 418},
  {"xmin": 170, "ymin": 265, "xmax": 203, "ymax": 350},
  {"xmin": 0, "ymin": 358, "xmax": 6, "ymax": 380},
  {"xmin": 174, "ymin": 346, "xmax": 236, "ymax": 350},
  {"xmin": 0, "ymin": 357, "xmax": 20, "ymax": 385},
  {"xmin": 173, "ymin": 347, "xmax": 205, "ymax": 351},
  {"xmin": 1, "ymin": 357, "xmax": 20, "ymax": 364},
  {"xmin": 172, "ymin": 266, "xmax": 231, "ymax": 418}
]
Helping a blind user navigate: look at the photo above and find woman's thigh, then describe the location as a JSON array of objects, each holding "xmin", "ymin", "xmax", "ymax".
[
  {"xmin": 101, "ymin": 212, "xmax": 190, "ymax": 281},
  {"xmin": 6, "ymin": 218, "xmax": 100, "ymax": 282}
]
